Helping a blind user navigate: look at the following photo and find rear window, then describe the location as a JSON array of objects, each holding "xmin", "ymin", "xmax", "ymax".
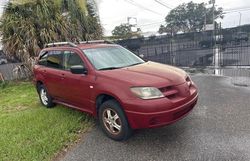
[
  {"xmin": 47, "ymin": 51, "xmax": 63, "ymax": 69},
  {"xmin": 38, "ymin": 50, "xmax": 64, "ymax": 70}
]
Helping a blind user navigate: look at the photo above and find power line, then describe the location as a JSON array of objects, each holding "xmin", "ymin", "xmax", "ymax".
[
  {"xmin": 154, "ymin": 0, "xmax": 173, "ymax": 10},
  {"xmin": 125, "ymin": 0, "xmax": 163, "ymax": 15},
  {"xmin": 224, "ymin": 7, "xmax": 250, "ymax": 12},
  {"xmin": 124, "ymin": 0, "xmax": 163, "ymax": 16},
  {"xmin": 138, "ymin": 21, "xmax": 165, "ymax": 27}
]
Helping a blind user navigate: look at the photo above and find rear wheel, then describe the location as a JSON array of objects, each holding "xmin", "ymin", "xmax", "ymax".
[
  {"xmin": 99, "ymin": 100, "xmax": 132, "ymax": 141},
  {"xmin": 38, "ymin": 84, "xmax": 55, "ymax": 108}
]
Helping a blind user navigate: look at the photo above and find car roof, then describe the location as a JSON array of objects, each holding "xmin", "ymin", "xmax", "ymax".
[
  {"xmin": 42, "ymin": 41, "xmax": 119, "ymax": 51},
  {"xmin": 39, "ymin": 43, "xmax": 120, "ymax": 58},
  {"xmin": 78, "ymin": 43, "xmax": 118, "ymax": 50}
]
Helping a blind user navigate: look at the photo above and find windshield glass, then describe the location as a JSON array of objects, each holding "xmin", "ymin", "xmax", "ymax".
[{"xmin": 83, "ymin": 46, "xmax": 145, "ymax": 70}]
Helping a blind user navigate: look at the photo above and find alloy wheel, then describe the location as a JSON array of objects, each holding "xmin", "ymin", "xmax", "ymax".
[
  {"xmin": 102, "ymin": 108, "xmax": 122, "ymax": 135},
  {"xmin": 40, "ymin": 88, "xmax": 48, "ymax": 106}
]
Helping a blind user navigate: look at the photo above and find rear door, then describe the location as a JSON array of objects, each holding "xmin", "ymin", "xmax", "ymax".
[{"xmin": 44, "ymin": 50, "xmax": 65, "ymax": 99}]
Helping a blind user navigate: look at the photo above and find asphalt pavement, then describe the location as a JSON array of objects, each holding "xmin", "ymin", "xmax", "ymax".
[{"xmin": 60, "ymin": 74, "xmax": 250, "ymax": 161}]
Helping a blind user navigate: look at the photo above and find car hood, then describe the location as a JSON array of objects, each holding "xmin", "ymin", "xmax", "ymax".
[{"xmin": 97, "ymin": 61, "xmax": 187, "ymax": 87}]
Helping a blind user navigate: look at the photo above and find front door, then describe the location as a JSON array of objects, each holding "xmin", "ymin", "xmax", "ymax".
[{"xmin": 61, "ymin": 51, "xmax": 94, "ymax": 113}]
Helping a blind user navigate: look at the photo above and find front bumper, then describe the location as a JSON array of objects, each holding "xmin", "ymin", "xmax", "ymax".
[{"xmin": 123, "ymin": 89, "xmax": 198, "ymax": 129}]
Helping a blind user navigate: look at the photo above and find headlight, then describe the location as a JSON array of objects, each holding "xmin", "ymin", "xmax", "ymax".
[
  {"xmin": 130, "ymin": 87, "xmax": 164, "ymax": 99},
  {"xmin": 186, "ymin": 74, "xmax": 192, "ymax": 86}
]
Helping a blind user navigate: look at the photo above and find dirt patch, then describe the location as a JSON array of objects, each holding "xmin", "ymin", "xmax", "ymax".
[{"xmin": 1, "ymin": 105, "xmax": 30, "ymax": 113}]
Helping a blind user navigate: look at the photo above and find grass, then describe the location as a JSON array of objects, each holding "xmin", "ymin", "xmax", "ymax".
[{"xmin": 0, "ymin": 81, "xmax": 93, "ymax": 161}]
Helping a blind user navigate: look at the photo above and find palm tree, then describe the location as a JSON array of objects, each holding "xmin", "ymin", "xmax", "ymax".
[{"xmin": 0, "ymin": 0, "xmax": 102, "ymax": 63}]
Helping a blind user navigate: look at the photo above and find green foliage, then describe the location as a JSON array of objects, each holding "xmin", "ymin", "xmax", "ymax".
[
  {"xmin": 0, "ymin": 82, "xmax": 93, "ymax": 161},
  {"xmin": 0, "ymin": 81, "xmax": 9, "ymax": 89},
  {"xmin": 112, "ymin": 24, "xmax": 141, "ymax": 39},
  {"xmin": 0, "ymin": 0, "xmax": 103, "ymax": 62},
  {"xmin": 159, "ymin": 1, "xmax": 223, "ymax": 34}
]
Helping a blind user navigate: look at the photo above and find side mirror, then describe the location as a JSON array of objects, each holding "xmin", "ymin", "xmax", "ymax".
[{"xmin": 70, "ymin": 65, "xmax": 88, "ymax": 74}]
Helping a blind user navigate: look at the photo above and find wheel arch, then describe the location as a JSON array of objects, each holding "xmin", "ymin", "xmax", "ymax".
[
  {"xmin": 95, "ymin": 93, "xmax": 124, "ymax": 117},
  {"xmin": 35, "ymin": 80, "xmax": 44, "ymax": 92}
]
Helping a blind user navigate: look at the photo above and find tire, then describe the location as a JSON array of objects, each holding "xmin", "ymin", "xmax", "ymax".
[
  {"xmin": 98, "ymin": 99, "xmax": 132, "ymax": 141},
  {"xmin": 38, "ymin": 84, "xmax": 55, "ymax": 108}
]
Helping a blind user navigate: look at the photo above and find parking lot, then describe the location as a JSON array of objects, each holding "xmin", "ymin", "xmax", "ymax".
[
  {"xmin": 137, "ymin": 41, "xmax": 250, "ymax": 67},
  {"xmin": 60, "ymin": 74, "xmax": 250, "ymax": 161}
]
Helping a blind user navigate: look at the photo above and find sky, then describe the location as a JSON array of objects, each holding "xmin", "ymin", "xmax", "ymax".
[
  {"xmin": 0, "ymin": 0, "xmax": 8, "ymax": 15},
  {"xmin": 0, "ymin": 0, "xmax": 250, "ymax": 36},
  {"xmin": 98, "ymin": 0, "xmax": 250, "ymax": 35}
]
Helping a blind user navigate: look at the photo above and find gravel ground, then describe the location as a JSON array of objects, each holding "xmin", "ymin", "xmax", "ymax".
[{"xmin": 60, "ymin": 74, "xmax": 250, "ymax": 161}]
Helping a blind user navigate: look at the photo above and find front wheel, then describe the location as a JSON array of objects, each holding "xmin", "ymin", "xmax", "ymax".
[{"xmin": 99, "ymin": 100, "xmax": 132, "ymax": 141}]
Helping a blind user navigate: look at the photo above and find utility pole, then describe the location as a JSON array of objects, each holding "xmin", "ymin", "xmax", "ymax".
[
  {"xmin": 238, "ymin": 12, "xmax": 242, "ymax": 26},
  {"xmin": 211, "ymin": 0, "xmax": 215, "ymax": 42},
  {"xmin": 127, "ymin": 17, "xmax": 138, "ymax": 32},
  {"xmin": 212, "ymin": 0, "xmax": 215, "ymax": 28},
  {"xmin": 209, "ymin": 0, "xmax": 216, "ymax": 67},
  {"xmin": 204, "ymin": 7, "xmax": 207, "ymax": 31}
]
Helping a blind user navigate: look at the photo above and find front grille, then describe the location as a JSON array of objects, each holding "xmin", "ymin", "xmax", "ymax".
[
  {"xmin": 160, "ymin": 86, "xmax": 178, "ymax": 99},
  {"xmin": 160, "ymin": 76, "xmax": 193, "ymax": 100}
]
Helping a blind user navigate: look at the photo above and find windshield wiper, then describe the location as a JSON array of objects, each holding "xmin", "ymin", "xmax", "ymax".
[{"xmin": 98, "ymin": 67, "xmax": 121, "ymax": 70}]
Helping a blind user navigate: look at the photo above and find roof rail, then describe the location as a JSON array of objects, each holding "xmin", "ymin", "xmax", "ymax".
[
  {"xmin": 78, "ymin": 40, "xmax": 114, "ymax": 44},
  {"xmin": 45, "ymin": 42, "xmax": 77, "ymax": 48}
]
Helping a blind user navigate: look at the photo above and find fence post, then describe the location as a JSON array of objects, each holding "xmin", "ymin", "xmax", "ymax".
[
  {"xmin": 170, "ymin": 38, "xmax": 175, "ymax": 65},
  {"xmin": 214, "ymin": 47, "xmax": 221, "ymax": 75}
]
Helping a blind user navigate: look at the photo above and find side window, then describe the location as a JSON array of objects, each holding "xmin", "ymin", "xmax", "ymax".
[
  {"xmin": 63, "ymin": 51, "xmax": 84, "ymax": 70},
  {"xmin": 47, "ymin": 51, "xmax": 63, "ymax": 69},
  {"xmin": 38, "ymin": 51, "xmax": 48, "ymax": 66}
]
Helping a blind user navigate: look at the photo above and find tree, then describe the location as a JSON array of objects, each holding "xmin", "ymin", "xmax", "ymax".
[
  {"xmin": 158, "ymin": 24, "xmax": 176, "ymax": 35},
  {"xmin": 158, "ymin": 25, "xmax": 166, "ymax": 34},
  {"xmin": 159, "ymin": 1, "xmax": 223, "ymax": 34},
  {"xmin": 112, "ymin": 24, "xmax": 141, "ymax": 39},
  {"xmin": 0, "ymin": 0, "xmax": 103, "ymax": 63}
]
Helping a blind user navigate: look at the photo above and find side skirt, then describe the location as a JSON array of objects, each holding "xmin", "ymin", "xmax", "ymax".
[{"xmin": 53, "ymin": 99, "xmax": 94, "ymax": 116}]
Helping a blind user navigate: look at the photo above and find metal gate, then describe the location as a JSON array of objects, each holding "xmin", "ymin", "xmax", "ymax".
[
  {"xmin": 219, "ymin": 28, "xmax": 250, "ymax": 67},
  {"xmin": 116, "ymin": 26, "xmax": 250, "ymax": 68}
]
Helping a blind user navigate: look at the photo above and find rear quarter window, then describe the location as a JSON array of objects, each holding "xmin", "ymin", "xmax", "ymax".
[{"xmin": 38, "ymin": 51, "xmax": 48, "ymax": 66}]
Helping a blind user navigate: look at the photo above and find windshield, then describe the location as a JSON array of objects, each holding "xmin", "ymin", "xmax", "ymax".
[{"xmin": 83, "ymin": 46, "xmax": 145, "ymax": 70}]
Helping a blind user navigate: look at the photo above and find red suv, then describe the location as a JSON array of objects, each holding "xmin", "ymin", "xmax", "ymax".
[{"xmin": 33, "ymin": 41, "xmax": 198, "ymax": 141}]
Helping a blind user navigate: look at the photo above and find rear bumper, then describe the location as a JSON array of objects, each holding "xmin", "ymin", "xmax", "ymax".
[{"xmin": 124, "ymin": 92, "xmax": 198, "ymax": 129}]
